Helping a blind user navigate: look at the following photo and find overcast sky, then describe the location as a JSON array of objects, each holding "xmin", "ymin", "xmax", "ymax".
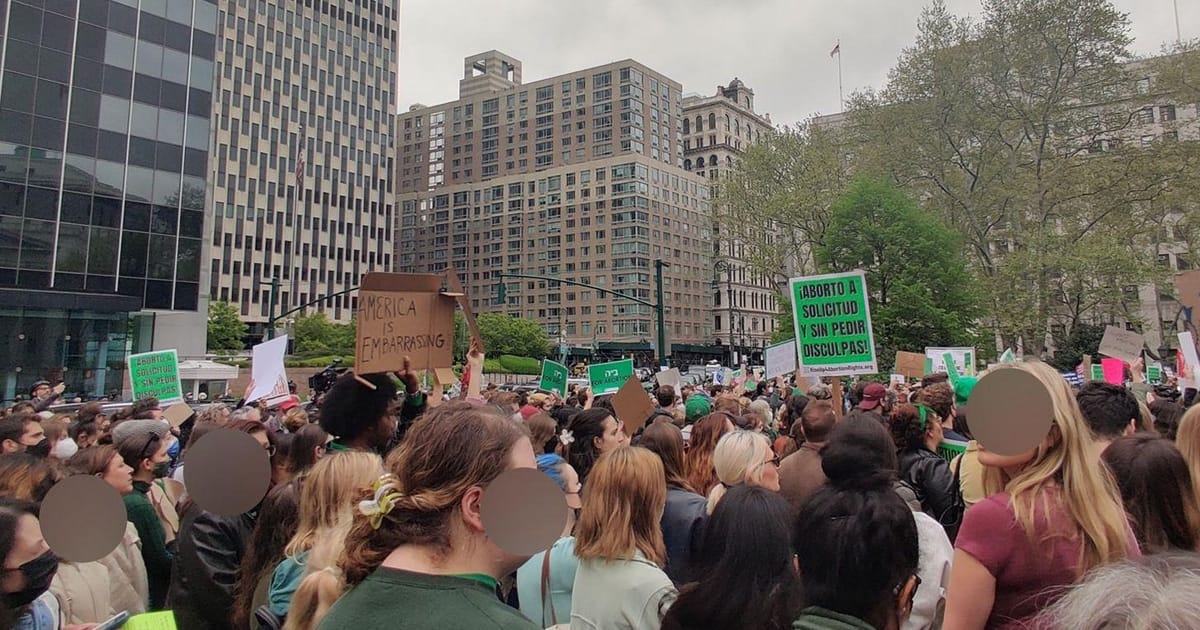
[{"xmin": 396, "ymin": 0, "xmax": 1194, "ymax": 126}]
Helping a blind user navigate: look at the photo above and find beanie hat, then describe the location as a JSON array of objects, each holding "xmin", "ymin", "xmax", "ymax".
[
  {"xmin": 954, "ymin": 376, "xmax": 978, "ymax": 406},
  {"xmin": 112, "ymin": 418, "xmax": 170, "ymax": 446},
  {"xmin": 685, "ymin": 396, "xmax": 712, "ymax": 422}
]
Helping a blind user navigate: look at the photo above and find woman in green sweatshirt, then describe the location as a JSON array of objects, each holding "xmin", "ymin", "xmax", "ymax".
[{"xmin": 116, "ymin": 429, "xmax": 175, "ymax": 609}]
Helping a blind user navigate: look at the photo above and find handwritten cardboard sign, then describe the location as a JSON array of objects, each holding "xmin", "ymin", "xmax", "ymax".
[
  {"xmin": 355, "ymin": 273, "xmax": 456, "ymax": 374},
  {"xmin": 612, "ymin": 376, "xmax": 655, "ymax": 437},
  {"xmin": 894, "ymin": 351, "xmax": 927, "ymax": 379},
  {"xmin": 445, "ymin": 268, "xmax": 483, "ymax": 348},
  {"xmin": 1098, "ymin": 325, "xmax": 1144, "ymax": 363}
]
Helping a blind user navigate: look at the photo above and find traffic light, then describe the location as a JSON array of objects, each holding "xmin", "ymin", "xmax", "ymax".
[{"xmin": 495, "ymin": 282, "xmax": 507, "ymax": 304}]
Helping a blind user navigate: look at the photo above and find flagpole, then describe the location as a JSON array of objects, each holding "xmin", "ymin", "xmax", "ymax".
[
  {"xmin": 1174, "ymin": 0, "xmax": 1182, "ymax": 46},
  {"xmin": 837, "ymin": 38, "xmax": 844, "ymax": 112}
]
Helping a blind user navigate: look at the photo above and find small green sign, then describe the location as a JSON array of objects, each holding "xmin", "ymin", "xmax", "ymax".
[
  {"xmin": 790, "ymin": 270, "xmax": 877, "ymax": 376},
  {"xmin": 999, "ymin": 348, "xmax": 1016, "ymax": 363},
  {"xmin": 588, "ymin": 359, "xmax": 635, "ymax": 396},
  {"xmin": 1090, "ymin": 364, "xmax": 1105, "ymax": 381},
  {"xmin": 943, "ymin": 352, "xmax": 960, "ymax": 383},
  {"xmin": 1147, "ymin": 364, "xmax": 1163, "ymax": 384},
  {"xmin": 539, "ymin": 359, "xmax": 569, "ymax": 397},
  {"xmin": 129, "ymin": 349, "xmax": 183, "ymax": 404}
]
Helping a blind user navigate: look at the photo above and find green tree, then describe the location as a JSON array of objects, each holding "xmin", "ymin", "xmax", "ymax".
[
  {"xmin": 1048, "ymin": 323, "xmax": 1105, "ymax": 372},
  {"xmin": 207, "ymin": 301, "xmax": 247, "ymax": 352},
  {"xmin": 477, "ymin": 313, "xmax": 550, "ymax": 359},
  {"xmin": 292, "ymin": 311, "xmax": 335, "ymax": 355},
  {"xmin": 816, "ymin": 178, "xmax": 982, "ymax": 368}
]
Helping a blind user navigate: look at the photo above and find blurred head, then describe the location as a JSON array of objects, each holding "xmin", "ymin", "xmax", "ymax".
[
  {"xmin": 1101, "ymin": 434, "xmax": 1200, "ymax": 553},
  {"xmin": 574, "ymin": 446, "xmax": 667, "ymax": 566},
  {"xmin": 707, "ymin": 430, "xmax": 779, "ymax": 514},
  {"xmin": 339, "ymin": 403, "xmax": 534, "ymax": 586}
]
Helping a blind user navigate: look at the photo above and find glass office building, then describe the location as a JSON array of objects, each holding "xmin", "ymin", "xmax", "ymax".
[{"xmin": 0, "ymin": 0, "xmax": 217, "ymax": 401}]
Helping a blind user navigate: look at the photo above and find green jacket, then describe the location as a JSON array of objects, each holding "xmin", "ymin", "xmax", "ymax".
[
  {"xmin": 792, "ymin": 607, "xmax": 877, "ymax": 630},
  {"xmin": 124, "ymin": 480, "xmax": 173, "ymax": 609}
]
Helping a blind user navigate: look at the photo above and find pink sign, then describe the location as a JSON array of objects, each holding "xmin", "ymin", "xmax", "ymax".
[{"xmin": 1100, "ymin": 357, "xmax": 1125, "ymax": 385}]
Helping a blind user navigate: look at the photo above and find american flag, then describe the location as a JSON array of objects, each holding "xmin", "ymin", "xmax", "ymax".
[{"xmin": 295, "ymin": 124, "xmax": 305, "ymax": 192}]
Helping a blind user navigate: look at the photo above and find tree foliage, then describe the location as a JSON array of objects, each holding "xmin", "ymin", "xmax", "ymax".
[
  {"xmin": 292, "ymin": 312, "xmax": 355, "ymax": 356},
  {"xmin": 1048, "ymin": 323, "xmax": 1105, "ymax": 372},
  {"xmin": 476, "ymin": 313, "xmax": 550, "ymax": 359},
  {"xmin": 817, "ymin": 178, "xmax": 983, "ymax": 364},
  {"xmin": 207, "ymin": 301, "xmax": 247, "ymax": 352}
]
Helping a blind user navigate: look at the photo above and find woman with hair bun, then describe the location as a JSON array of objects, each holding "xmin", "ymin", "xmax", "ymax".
[{"xmin": 316, "ymin": 402, "xmax": 539, "ymax": 629}]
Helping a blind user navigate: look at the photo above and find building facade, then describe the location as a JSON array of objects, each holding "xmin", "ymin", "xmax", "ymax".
[
  {"xmin": 682, "ymin": 79, "xmax": 777, "ymax": 364},
  {"xmin": 396, "ymin": 53, "xmax": 717, "ymax": 366},
  {"xmin": 208, "ymin": 0, "xmax": 398, "ymax": 336},
  {"xmin": 0, "ymin": 0, "xmax": 218, "ymax": 400}
]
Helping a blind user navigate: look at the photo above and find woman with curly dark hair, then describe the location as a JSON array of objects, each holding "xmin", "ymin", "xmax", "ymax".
[{"xmin": 888, "ymin": 403, "xmax": 961, "ymax": 539}]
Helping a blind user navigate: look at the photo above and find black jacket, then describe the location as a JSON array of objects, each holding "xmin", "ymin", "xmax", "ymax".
[
  {"xmin": 898, "ymin": 448, "xmax": 961, "ymax": 528},
  {"xmin": 661, "ymin": 486, "xmax": 707, "ymax": 585},
  {"xmin": 167, "ymin": 501, "xmax": 258, "ymax": 630}
]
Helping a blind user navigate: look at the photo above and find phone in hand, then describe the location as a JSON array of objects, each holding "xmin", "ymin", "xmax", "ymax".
[{"xmin": 93, "ymin": 610, "xmax": 130, "ymax": 630}]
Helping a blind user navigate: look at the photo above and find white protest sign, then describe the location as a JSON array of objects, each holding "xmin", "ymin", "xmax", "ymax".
[
  {"xmin": 925, "ymin": 347, "xmax": 976, "ymax": 377},
  {"xmin": 247, "ymin": 335, "xmax": 289, "ymax": 404},
  {"xmin": 655, "ymin": 368, "xmax": 682, "ymax": 394},
  {"xmin": 763, "ymin": 340, "xmax": 798, "ymax": 380},
  {"xmin": 1178, "ymin": 332, "xmax": 1200, "ymax": 375}
]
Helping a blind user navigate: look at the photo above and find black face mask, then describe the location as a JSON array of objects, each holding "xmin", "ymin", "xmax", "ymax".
[
  {"xmin": 24, "ymin": 439, "xmax": 50, "ymax": 459},
  {"xmin": 2, "ymin": 550, "xmax": 58, "ymax": 609}
]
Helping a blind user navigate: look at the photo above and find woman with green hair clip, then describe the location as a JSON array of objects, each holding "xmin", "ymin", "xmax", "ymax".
[{"xmin": 888, "ymin": 403, "xmax": 964, "ymax": 540}]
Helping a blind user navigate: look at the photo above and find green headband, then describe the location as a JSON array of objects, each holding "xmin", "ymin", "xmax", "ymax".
[{"xmin": 916, "ymin": 404, "xmax": 930, "ymax": 431}]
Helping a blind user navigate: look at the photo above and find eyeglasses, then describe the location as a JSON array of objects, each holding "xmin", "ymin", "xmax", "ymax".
[
  {"xmin": 137, "ymin": 432, "xmax": 162, "ymax": 462},
  {"xmin": 756, "ymin": 454, "xmax": 781, "ymax": 470}
]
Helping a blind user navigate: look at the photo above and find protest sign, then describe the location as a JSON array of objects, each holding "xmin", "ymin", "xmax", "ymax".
[
  {"xmin": 1100, "ymin": 357, "xmax": 1125, "ymax": 385},
  {"xmin": 942, "ymin": 352, "xmax": 961, "ymax": 383},
  {"xmin": 445, "ymin": 268, "xmax": 483, "ymax": 348},
  {"xmin": 539, "ymin": 360, "xmax": 569, "ymax": 397},
  {"xmin": 1089, "ymin": 363, "xmax": 1105, "ymax": 381},
  {"xmin": 655, "ymin": 368, "xmax": 682, "ymax": 393},
  {"xmin": 588, "ymin": 359, "xmax": 635, "ymax": 396},
  {"xmin": 246, "ymin": 335, "xmax": 289, "ymax": 404},
  {"xmin": 355, "ymin": 273, "xmax": 456, "ymax": 374},
  {"xmin": 433, "ymin": 368, "xmax": 458, "ymax": 391},
  {"xmin": 999, "ymin": 348, "xmax": 1016, "ymax": 363},
  {"xmin": 612, "ymin": 376, "xmax": 655, "ymax": 436},
  {"xmin": 790, "ymin": 270, "xmax": 877, "ymax": 375},
  {"xmin": 1098, "ymin": 326, "xmax": 1144, "ymax": 364},
  {"xmin": 1179, "ymin": 332, "xmax": 1200, "ymax": 376},
  {"xmin": 763, "ymin": 340, "xmax": 798, "ymax": 379},
  {"xmin": 123, "ymin": 610, "xmax": 177, "ymax": 630},
  {"xmin": 163, "ymin": 403, "xmax": 193, "ymax": 428},
  {"xmin": 129, "ymin": 350, "xmax": 183, "ymax": 404},
  {"xmin": 1147, "ymin": 363, "xmax": 1163, "ymax": 384},
  {"xmin": 890, "ymin": 374, "xmax": 906, "ymax": 385},
  {"xmin": 712, "ymin": 366, "xmax": 730, "ymax": 386},
  {"xmin": 893, "ymin": 351, "xmax": 927, "ymax": 379},
  {"xmin": 925, "ymin": 347, "xmax": 976, "ymax": 377}
]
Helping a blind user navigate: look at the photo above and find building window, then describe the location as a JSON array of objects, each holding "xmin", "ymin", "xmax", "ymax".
[
  {"xmin": 1137, "ymin": 107, "xmax": 1154, "ymax": 125},
  {"xmin": 1160, "ymin": 105, "xmax": 1176, "ymax": 122}
]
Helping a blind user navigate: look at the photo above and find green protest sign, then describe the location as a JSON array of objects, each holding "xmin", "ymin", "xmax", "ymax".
[
  {"xmin": 999, "ymin": 348, "xmax": 1016, "ymax": 363},
  {"xmin": 539, "ymin": 359, "xmax": 569, "ymax": 397},
  {"xmin": 1090, "ymin": 364, "xmax": 1105, "ymax": 381},
  {"xmin": 790, "ymin": 270, "xmax": 877, "ymax": 376},
  {"xmin": 588, "ymin": 359, "xmax": 635, "ymax": 396},
  {"xmin": 129, "ymin": 350, "xmax": 183, "ymax": 404},
  {"xmin": 1147, "ymin": 363, "xmax": 1162, "ymax": 384},
  {"xmin": 942, "ymin": 352, "xmax": 960, "ymax": 383}
]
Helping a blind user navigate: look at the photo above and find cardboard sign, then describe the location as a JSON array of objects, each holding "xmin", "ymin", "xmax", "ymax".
[
  {"xmin": 129, "ymin": 350, "xmax": 184, "ymax": 404},
  {"xmin": 539, "ymin": 360, "xmax": 569, "ymax": 397},
  {"xmin": 433, "ymin": 368, "xmax": 458, "ymax": 390},
  {"xmin": 791, "ymin": 271, "xmax": 877, "ymax": 375},
  {"xmin": 1098, "ymin": 326, "xmax": 1144, "ymax": 363},
  {"xmin": 355, "ymin": 273, "xmax": 456, "ymax": 374},
  {"xmin": 893, "ymin": 351, "xmax": 927, "ymax": 379},
  {"xmin": 445, "ymin": 268, "xmax": 483, "ymax": 348},
  {"xmin": 612, "ymin": 376, "xmax": 655, "ymax": 436},
  {"xmin": 247, "ymin": 335, "xmax": 289, "ymax": 404},
  {"xmin": 764, "ymin": 340, "xmax": 798, "ymax": 379},
  {"xmin": 588, "ymin": 359, "xmax": 635, "ymax": 396},
  {"xmin": 163, "ymin": 403, "xmax": 193, "ymax": 428},
  {"xmin": 655, "ymin": 368, "xmax": 682, "ymax": 393},
  {"xmin": 925, "ymin": 347, "xmax": 976, "ymax": 377}
]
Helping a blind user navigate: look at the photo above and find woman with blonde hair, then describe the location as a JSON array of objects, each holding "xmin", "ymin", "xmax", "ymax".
[
  {"xmin": 315, "ymin": 402, "xmax": 537, "ymax": 629},
  {"xmin": 571, "ymin": 446, "xmax": 676, "ymax": 629},
  {"xmin": 706, "ymin": 430, "xmax": 780, "ymax": 514},
  {"xmin": 944, "ymin": 361, "xmax": 1140, "ymax": 629},
  {"xmin": 1177, "ymin": 405, "xmax": 1200, "ymax": 509},
  {"xmin": 268, "ymin": 451, "xmax": 382, "ymax": 624}
]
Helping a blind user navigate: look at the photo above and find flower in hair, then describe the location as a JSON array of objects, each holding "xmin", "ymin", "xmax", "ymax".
[
  {"xmin": 558, "ymin": 429, "xmax": 575, "ymax": 446},
  {"xmin": 359, "ymin": 474, "xmax": 404, "ymax": 530}
]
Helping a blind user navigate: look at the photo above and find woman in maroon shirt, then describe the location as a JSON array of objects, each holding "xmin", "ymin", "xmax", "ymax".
[{"xmin": 944, "ymin": 362, "xmax": 1140, "ymax": 630}]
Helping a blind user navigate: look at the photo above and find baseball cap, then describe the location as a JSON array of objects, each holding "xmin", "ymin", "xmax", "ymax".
[
  {"xmin": 685, "ymin": 396, "xmax": 712, "ymax": 422},
  {"xmin": 278, "ymin": 395, "xmax": 301, "ymax": 412},
  {"xmin": 859, "ymin": 383, "xmax": 887, "ymax": 410},
  {"xmin": 30, "ymin": 380, "xmax": 51, "ymax": 395}
]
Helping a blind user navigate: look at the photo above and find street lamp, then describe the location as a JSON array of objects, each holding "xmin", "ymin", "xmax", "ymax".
[{"xmin": 713, "ymin": 260, "xmax": 736, "ymax": 366}]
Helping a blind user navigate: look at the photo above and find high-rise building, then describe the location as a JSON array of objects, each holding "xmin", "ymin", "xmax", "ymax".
[
  {"xmin": 396, "ymin": 52, "xmax": 717, "ymax": 367},
  {"xmin": 208, "ymin": 0, "xmax": 398, "ymax": 337},
  {"xmin": 682, "ymin": 79, "xmax": 776, "ymax": 365},
  {"xmin": 0, "ymin": 0, "xmax": 218, "ymax": 400}
]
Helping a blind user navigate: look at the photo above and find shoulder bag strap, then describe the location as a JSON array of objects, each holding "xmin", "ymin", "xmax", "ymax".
[{"xmin": 540, "ymin": 548, "xmax": 557, "ymax": 627}]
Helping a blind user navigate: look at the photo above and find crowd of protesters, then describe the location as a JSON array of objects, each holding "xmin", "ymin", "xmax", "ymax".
[{"xmin": 3, "ymin": 346, "xmax": 1200, "ymax": 629}]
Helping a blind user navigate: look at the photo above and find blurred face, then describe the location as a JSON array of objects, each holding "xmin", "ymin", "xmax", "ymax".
[
  {"xmin": 32, "ymin": 385, "xmax": 50, "ymax": 399},
  {"xmin": 101, "ymin": 452, "xmax": 135, "ymax": 494},
  {"xmin": 753, "ymin": 441, "xmax": 781, "ymax": 492},
  {"xmin": 594, "ymin": 416, "xmax": 629, "ymax": 452}
]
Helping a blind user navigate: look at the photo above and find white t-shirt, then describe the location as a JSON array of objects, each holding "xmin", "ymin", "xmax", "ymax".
[{"xmin": 906, "ymin": 511, "xmax": 953, "ymax": 630}]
